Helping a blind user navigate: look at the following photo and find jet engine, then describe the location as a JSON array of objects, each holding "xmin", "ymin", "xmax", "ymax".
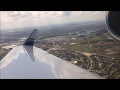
[{"xmin": 106, "ymin": 11, "xmax": 120, "ymax": 41}]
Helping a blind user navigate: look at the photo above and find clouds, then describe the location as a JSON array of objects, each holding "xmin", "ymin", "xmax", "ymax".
[
  {"xmin": 61, "ymin": 11, "xmax": 72, "ymax": 16},
  {"xmin": 1, "ymin": 11, "xmax": 106, "ymax": 30}
]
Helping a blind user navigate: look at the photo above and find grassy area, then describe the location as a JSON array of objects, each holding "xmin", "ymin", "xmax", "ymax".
[{"xmin": 61, "ymin": 32, "xmax": 120, "ymax": 59}]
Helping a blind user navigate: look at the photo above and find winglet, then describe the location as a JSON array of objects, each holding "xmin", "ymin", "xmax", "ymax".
[{"xmin": 24, "ymin": 29, "xmax": 38, "ymax": 46}]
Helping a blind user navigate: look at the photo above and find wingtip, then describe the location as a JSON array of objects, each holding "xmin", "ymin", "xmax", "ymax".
[{"xmin": 24, "ymin": 29, "xmax": 38, "ymax": 46}]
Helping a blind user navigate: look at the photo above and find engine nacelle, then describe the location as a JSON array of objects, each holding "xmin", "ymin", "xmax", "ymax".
[{"xmin": 106, "ymin": 11, "xmax": 120, "ymax": 41}]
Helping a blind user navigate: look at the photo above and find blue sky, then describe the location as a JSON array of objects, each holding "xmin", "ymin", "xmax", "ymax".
[{"xmin": 1, "ymin": 11, "xmax": 106, "ymax": 30}]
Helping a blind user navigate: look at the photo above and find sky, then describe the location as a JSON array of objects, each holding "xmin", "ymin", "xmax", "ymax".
[{"xmin": 0, "ymin": 11, "xmax": 106, "ymax": 30}]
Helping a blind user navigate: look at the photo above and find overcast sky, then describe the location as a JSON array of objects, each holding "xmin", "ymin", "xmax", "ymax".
[{"xmin": 0, "ymin": 11, "xmax": 106, "ymax": 30}]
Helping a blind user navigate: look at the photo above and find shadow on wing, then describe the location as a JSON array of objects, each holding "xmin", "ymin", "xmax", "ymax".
[{"xmin": 23, "ymin": 45, "xmax": 35, "ymax": 62}]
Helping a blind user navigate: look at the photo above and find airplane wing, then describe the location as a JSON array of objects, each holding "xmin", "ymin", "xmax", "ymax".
[{"xmin": 0, "ymin": 29, "xmax": 103, "ymax": 79}]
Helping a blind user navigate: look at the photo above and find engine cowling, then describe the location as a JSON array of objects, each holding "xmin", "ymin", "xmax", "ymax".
[{"xmin": 106, "ymin": 11, "xmax": 120, "ymax": 41}]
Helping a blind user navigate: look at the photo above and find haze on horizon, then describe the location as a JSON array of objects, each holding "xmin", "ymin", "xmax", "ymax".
[{"xmin": 0, "ymin": 11, "xmax": 106, "ymax": 30}]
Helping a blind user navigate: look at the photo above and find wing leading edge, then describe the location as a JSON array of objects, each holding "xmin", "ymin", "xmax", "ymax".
[{"xmin": 0, "ymin": 29, "xmax": 104, "ymax": 79}]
